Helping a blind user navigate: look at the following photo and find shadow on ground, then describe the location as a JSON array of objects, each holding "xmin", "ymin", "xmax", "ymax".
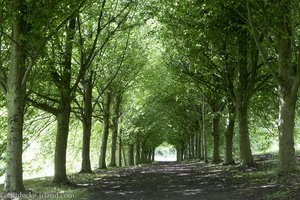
[{"xmin": 82, "ymin": 161, "xmax": 299, "ymax": 200}]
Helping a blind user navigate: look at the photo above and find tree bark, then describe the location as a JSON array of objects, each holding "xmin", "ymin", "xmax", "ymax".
[
  {"xmin": 128, "ymin": 144, "xmax": 134, "ymax": 166},
  {"xmin": 277, "ymin": 12, "xmax": 298, "ymax": 173},
  {"xmin": 122, "ymin": 137, "xmax": 127, "ymax": 166},
  {"xmin": 212, "ymin": 112, "xmax": 221, "ymax": 163},
  {"xmin": 198, "ymin": 119, "xmax": 203, "ymax": 160},
  {"xmin": 135, "ymin": 139, "xmax": 141, "ymax": 165},
  {"xmin": 224, "ymin": 104, "xmax": 235, "ymax": 165},
  {"xmin": 53, "ymin": 103, "xmax": 71, "ymax": 183},
  {"xmin": 5, "ymin": 3, "xmax": 26, "ymax": 191},
  {"xmin": 80, "ymin": 72, "xmax": 93, "ymax": 173},
  {"xmin": 4, "ymin": 0, "xmax": 26, "ymax": 192},
  {"xmin": 180, "ymin": 144, "xmax": 184, "ymax": 161},
  {"xmin": 237, "ymin": 102, "xmax": 254, "ymax": 166},
  {"xmin": 176, "ymin": 147, "xmax": 181, "ymax": 162},
  {"xmin": 151, "ymin": 150, "xmax": 155, "ymax": 162},
  {"xmin": 188, "ymin": 135, "xmax": 193, "ymax": 159},
  {"xmin": 202, "ymin": 101, "xmax": 208, "ymax": 163},
  {"xmin": 148, "ymin": 150, "xmax": 153, "ymax": 163},
  {"xmin": 141, "ymin": 142, "xmax": 146, "ymax": 163},
  {"xmin": 81, "ymin": 120, "xmax": 92, "ymax": 173},
  {"xmin": 118, "ymin": 135, "xmax": 122, "ymax": 167},
  {"xmin": 53, "ymin": 17, "xmax": 75, "ymax": 184},
  {"xmin": 237, "ymin": 35, "xmax": 254, "ymax": 167},
  {"xmin": 195, "ymin": 130, "xmax": 199, "ymax": 158},
  {"xmin": 110, "ymin": 93, "xmax": 122, "ymax": 167},
  {"xmin": 278, "ymin": 87, "xmax": 297, "ymax": 173},
  {"xmin": 190, "ymin": 134, "xmax": 195, "ymax": 159},
  {"xmin": 5, "ymin": 86, "xmax": 26, "ymax": 192},
  {"xmin": 99, "ymin": 90, "xmax": 112, "ymax": 169},
  {"xmin": 183, "ymin": 146, "xmax": 188, "ymax": 160}
]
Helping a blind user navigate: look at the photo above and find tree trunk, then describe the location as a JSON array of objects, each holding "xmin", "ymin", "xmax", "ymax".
[
  {"xmin": 141, "ymin": 142, "xmax": 146, "ymax": 163},
  {"xmin": 183, "ymin": 146, "xmax": 188, "ymax": 160},
  {"xmin": 4, "ymin": 0, "xmax": 27, "ymax": 192},
  {"xmin": 110, "ymin": 93, "xmax": 121, "ymax": 167},
  {"xmin": 237, "ymin": 36, "xmax": 254, "ymax": 167},
  {"xmin": 99, "ymin": 91, "xmax": 112, "ymax": 169},
  {"xmin": 128, "ymin": 144, "xmax": 134, "ymax": 166},
  {"xmin": 80, "ymin": 72, "xmax": 93, "ymax": 173},
  {"xmin": 198, "ymin": 120, "xmax": 203, "ymax": 160},
  {"xmin": 118, "ymin": 135, "xmax": 122, "ymax": 167},
  {"xmin": 81, "ymin": 121, "xmax": 92, "ymax": 173},
  {"xmin": 277, "ymin": 16, "xmax": 298, "ymax": 173},
  {"xmin": 151, "ymin": 150, "xmax": 155, "ymax": 162},
  {"xmin": 202, "ymin": 102, "xmax": 208, "ymax": 163},
  {"xmin": 122, "ymin": 141, "xmax": 127, "ymax": 166},
  {"xmin": 224, "ymin": 104, "xmax": 235, "ymax": 165},
  {"xmin": 148, "ymin": 150, "xmax": 153, "ymax": 163},
  {"xmin": 135, "ymin": 139, "xmax": 141, "ymax": 165},
  {"xmin": 53, "ymin": 17, "xmax": 75, "ymax": 183},
  {"xmin": 278, "ymin": 88, "xmax": 297, "ymax": 173},
  {"xmin": 5, "ymin": 87, "xmax": 26, "ymax": 192},
  {"xmin": 195, "ymin": 131, "xmax": 199, "ymax": 158},
  {"xmin": 237, "ymin": 102, "xmax": 254, "ymax": 166},
  {"xmin": 190, "ymin": 134, "xmax": 195, "ymax": 159},
  {"xmin": 180, "ymin": 144, "xmax": 184, "ymax": 161},
  {"xmin": 199, "ymin": 131, "xmax": 203, "ymax": 159},
  {"xmin": 176, "ymin": 147, "xmax": 181, "ymax": 162},
  {"xmin": 53, "ymin": 103, "xmax": 71, "ymax": 183},
  {"xmin": 212, "ymin": 113, "xmax": 221, "ymax": 163},
  {"xmin": 188, "ymin": 136, "xmax": 192, "ymax": 159}
]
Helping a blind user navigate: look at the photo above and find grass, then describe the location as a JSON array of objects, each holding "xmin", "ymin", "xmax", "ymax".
[
  {"xmin": 0, "ymin": 177, "xmax": 85, "ymax": 200},
  {"xmin": 0, "ymin": 176, "xmax": 89, "ymax": 200},
  {"xmin": 25, "ymin": 177, "xmax": 85, "ymax": 200},
  {"xmin": 241, "ymin": 169, "xmax": 277, "ymax": 184},
  {"xmin": 237, "ymin": 153, "xmax": 300, "ymax": 200},
  {"xmin": 0, "ymin": 168, "xmax": 121, "ymax": 200},
  {"xmin": 241, "ymin": 153, "xmax": 300, "ymax": 179},
  {"xmin": 264, "ymin": 189, "xmax": 296, "ymax": 200}
]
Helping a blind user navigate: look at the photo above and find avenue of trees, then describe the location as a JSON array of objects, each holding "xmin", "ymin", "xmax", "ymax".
[{"xmin": 0, "ymin": 0, "xmax": 300, "ymax": 194}]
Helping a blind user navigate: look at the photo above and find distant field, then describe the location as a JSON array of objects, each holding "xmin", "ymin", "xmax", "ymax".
[{"xmin": 154, "ymin": 145, "xmax": 177, "ymax": 162}]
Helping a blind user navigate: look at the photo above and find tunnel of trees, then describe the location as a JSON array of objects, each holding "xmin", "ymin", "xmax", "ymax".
[{"xmin": 0, "ymin": 0, "xmax": 300, "ymax": 195}]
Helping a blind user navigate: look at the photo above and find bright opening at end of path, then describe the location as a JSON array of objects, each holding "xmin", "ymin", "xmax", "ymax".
[{"xmin": 154, "ymin": 142, "xmax": 177, "ymax": 162}]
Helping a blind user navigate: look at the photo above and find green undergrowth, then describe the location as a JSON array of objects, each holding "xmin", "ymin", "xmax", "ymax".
[
  {"xmin": 241, "ymin": 169, "xmax": 277, "ymax": 183},
  {"xmin": 0, "ymin": 177, "xmax": 85, "ymax": 200},
  {"xmin": 0, "ymin": 167, "xmax": 121, "ymax": 200},
  {"xmin": 241, "ymin": 155, "xmax": 300, "ymax": 181},
  {"xmin": 239, "ymin": 154, "xmax": 300, "ymax": 200},
  {"xmin": 264, "ymin": 190, "xmax": 295, "ymax": 200}
]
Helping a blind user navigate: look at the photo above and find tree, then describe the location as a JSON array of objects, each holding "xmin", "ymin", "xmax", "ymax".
[
  {"xmin": 98, "ymin": 90, "xmax": 112, "ymax": 169},
  {"xmin": 4, "ymin": 0, "xmax": 27, "ymax": 191},
  {"xmin": 247, "ymin": 0, "xmax": 300, "ymax": 174},
  {"xmin": 79, "ymin": 71, "xmax": 94, "ymax": 173},
  {"xmin": 1, "ymin": 0, "xmax": 83, "ymax": 191},
  {"xmin": 157, "ymin": 0, "xmax": 274, "ymax": 166},
  {"xmin": 109, "ymin": 91, "xmax": 122, "ymax": 167},
  {"xmin": 28, "ymin": 0, "xmax": 132, "ymax": 182}
]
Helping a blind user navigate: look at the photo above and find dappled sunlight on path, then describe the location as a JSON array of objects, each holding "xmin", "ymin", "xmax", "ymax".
[{"xmin": 83, "ymin": 162, "xmax": 298, "ymax": 200}]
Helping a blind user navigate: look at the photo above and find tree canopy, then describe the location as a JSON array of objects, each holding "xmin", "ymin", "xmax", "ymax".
[{"xmin": 0, "ymin": 0, "xmax": 299, "ymax": 195}]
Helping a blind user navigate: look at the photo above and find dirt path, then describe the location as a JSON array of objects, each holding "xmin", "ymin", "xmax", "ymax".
[{"xmin": 82, "ymin": 161, "xmax": 299, "ymax": 200}]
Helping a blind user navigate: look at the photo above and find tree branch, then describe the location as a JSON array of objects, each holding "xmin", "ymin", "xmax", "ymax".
[
  {"xmin": 21, "ymin": 0, "xmax": 87, "ymax": 87},
  {"xmin": 92, "ymin": 31, "xmax": 130, "ymax": 110},
  {"xmin": 27, "ymin": 98, "xmax": 59, "ymax": 116},
  {"xmin": 246, "ymin": 0, "xmax": 279, "ymax": 82}
]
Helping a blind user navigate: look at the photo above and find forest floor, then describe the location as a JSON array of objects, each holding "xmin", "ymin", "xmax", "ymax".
[
  {"xmin": 1, "ymin": 154, "xmax": 300, "ymax": 199},
  {"xmin": 82, "ymin": 155, "xmax": 300, "ymax": 200}
]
